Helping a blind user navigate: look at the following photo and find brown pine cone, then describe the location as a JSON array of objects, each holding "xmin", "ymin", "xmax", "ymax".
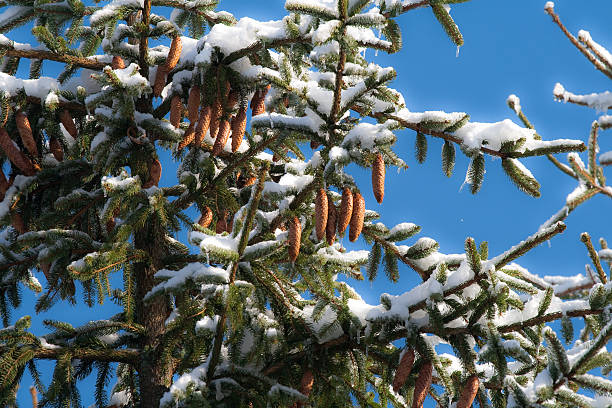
[
  {"xmin": 296, "ymin": 369, "xmax": 314, "ymax": 407},
  {"xmin": 178, "ymin": 123, "xmax": 195, "ymax": 150},
  {"xmin": 251, "ymin": 84, "xmax": 270, "ymax": 116},
  {"xmin": 315, "ymin": 188, "xmax": 328, "ymax": 241},
  {"xmin": 231, "ymin": 106, "xmax": 247, "ymax": 152},
  {"xmin": 212, "ymin": 119, "xmax": 230, "ymax": 156},
  {"xmin": 392, "ymin": 348, "xmax": 415, "ymax": 392},
  {"xmin": 11, "ymin": 212, "xmax": 27, "ymax": 234},
  {"xmin": 106, "ymin": 217, "xmax": 116, "ymax": 234},
  {"xmin": 195, "ymin": 105, "xmax": 212, "ymax": 147},
  {"xmin": 456, "ymin": 375, "xmax": 479, "ymax": 408},
  {"xmin": 372, "ymin": 153, "xmax": 385, "ymax": 204},
  {"xmin": 216, "ymin": 211, "xmax": 228, "ymax": 234},
  {"xmin": 49, "ymin": 136, "xmax": 64, "ymax": 162},
  {"xmin": 0, "ymin": 168, "xmax": 9, "ymax": 201},
  {"xmin": 187, "ymin": 85, "xmax": 201, "ymax": 124},
  {"xmin": 153, "ymin": 66, "xmax": 167, "ymax": 97},
  {"xmin": 164, "ymin": 35, "xmax": 182, "ymax": 71},
  {"xmin": 198, "ymin": 206, "xmax": 213, "ymax": 228},
  {"xmin": 209, "ymin": 96, "xmax": 222, "ymax": 139},
  {"xmin": 15, "ymin": 111, "xmax": 38, "ymax": 157},
  {"xmin": 170, "ymin": 95, "xmax": 183, "ymax": 128},
  {"xmin": 143, "ymin": 158, "xmax": 162, "ymax": 188},
  {"xmin": 288, "ymin": 216, "xmax": 301, "ymax": 262},
  {"xmin": 59, "ymin": 109, "xmax": 78, "ymax": 139},
  {"xmin": 338, "ymin": 187, "xmax": 353, "ymax": 236},
  {"xmin": 326, "ymin": 198, "xmax": 337, "ymax": 245},
  {"xmin": 226, "ymin": 90, "xmax": 240, "ymax": 111},
  {"xmin": 411, "ymin": 361, "xmax": 433, "ymax": 408},
  {"xmin": 111, "ymin": 55, "xmax": 125, "ymax": 70},
  {"xmin": 349, "ymin": 192, "xmax": 364, "ymax": 242},
  {"xmin": 0, "ymin": 128, "xmax": 37, "ymax": 175}
]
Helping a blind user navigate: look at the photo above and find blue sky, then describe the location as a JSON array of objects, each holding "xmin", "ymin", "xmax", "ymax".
[{"xmin": 12, "ymin": 0, "xmax": 612, "ymax": 405}]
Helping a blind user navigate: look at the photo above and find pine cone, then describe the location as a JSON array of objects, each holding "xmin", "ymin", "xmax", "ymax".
[
  {"xmin": 111, "ymin": 55, "xmax": 125, "ymax": 70},
  {"xmin": 187, "ymin": 85, "xmax": 201, "ymax": 124},
  {"xmin": 411, "ymin": 361, "xmax": 433, "ymax": 408},
  {"xmin": 11, "ymin": 212, "xmax": 27, "ymax": 234},
  {"xmin": 392, "ymin": 348, "xmax": 415, "ymax": 392},
  {"xmin": 178, "ymin": 123, "xmax": 195, "ymax": 150},
  {"xmin": 456, "ymin": 375, "xmax": 479, "ymax": 408},
  {"xmin": 0, "ymin": 168, "xmax": 9, "ymax": 201},
  {"xmin": 143, "ymin": 158, "xmax": 162, "ymax": 188},
  {"xmin": 231, "ymin": 106, "xmax": 247, "ymax": 152},
  {"xmin": 372, "ymin": 153, "xmax": 385, "ymax": 204},
  {"xmin": 15, "ymin": 111, "xmax": 38, "ymax": 157},
  {"xmin": 164, "ymin": 35, "xmax": 182, "ymax": 71},
  {"xmin": 106, "ymin": 217, "xmax": 116, "ymax": 234},
  {"xmin": 326, "ymin": 198, "xmax": 337, "ymax": 245},
  {"xmin": 338, "ymin": 187, "xmax": 353, "ymax": 236},
  {"xmin": 0, "ymin": 128, "xmax": 37, "ymax": 175},
  {"xmin": 195, "ymin": 105, "xmax": 212, "ymax": 147},
  {"xmin": 198, "ymin": 206, "xmax": 213, "ymax": 228},
  {"xmin": 212, "ymin": 119, "xmax": 230, "ymax": 156},
  {"xmin": 349, "ymin": 192, "xmax": 365, "ymax": 242},
  {"xmin": 251, "ymin": 84, "xmax": 270, "ymax": 116},
  {"xmin": 49, "ymin": 136, "xmax": 64, "ymax": 162},
  {"xmin": 296, "ymin": 369, "xmax": 314, "ymax": 407},
  {"xmin": 216, "ymin": 211, "xmax": 228, "ymax": 234},
  {"xmin": 59, "ymin": 109, "xmax": 78, "ymax": 139},
  {"xmin": 226, "ymin": 90, "xmax": 240, "ymax": 111},
  {"xmin": 210, "ymin": 96, "xmax": 222, "ymax": 139},
  {"xmin": 288, "ymin": 216, "xmax": 301, "ymax": 262},
  {"xmin": 170, "ymin": 95, "xmax": 183, "ymax": 128},
  {"xmin": 153, "ymin": 66, "xmax": 167, "ymax": 97},
  {"xmin": 315, "ymin": 188, "xmax": 328, "ymax": 241}
]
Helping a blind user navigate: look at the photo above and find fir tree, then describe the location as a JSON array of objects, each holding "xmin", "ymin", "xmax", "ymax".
[{"xmin": 0, "ymin": 0, "xmax": 609, "ymax": 407}]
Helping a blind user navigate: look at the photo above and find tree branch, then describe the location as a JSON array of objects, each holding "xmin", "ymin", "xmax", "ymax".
[{"xmin": 3, "ymin": 48, "xmax": 106, "ymax": 70}]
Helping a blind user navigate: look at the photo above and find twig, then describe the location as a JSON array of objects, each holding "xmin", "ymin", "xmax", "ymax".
[{"xmin": 3, "ymin": 48, "xmax": 106, "ymax": 70}]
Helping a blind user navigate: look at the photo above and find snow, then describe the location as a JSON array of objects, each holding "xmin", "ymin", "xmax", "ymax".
[
  {"xmin": 554, "ymin": 82, "xmax": 612, "ymax": 111},
  {"xmin": 90, "ymin": 0, "xmax": 143, "ymax": 26},
  {"xmin": 454, "ymin": 119, "xmax": 536, "ymax": 153},
  {"xmin": 160, "ymin": 362, "xmax": 208, "ymax": 406},
  {"xmin": 342, "ymin": 122, "xmax": 395, "ymax": 150},
  {"xmin": 146, "ymin": 263, "xmax": 229, "ymax": 299},
  {"xmin": 544, "ymin": 1, "xmax": 554, "ymax": 10},
  {"xmin": 507, "ymin": 94, "xmax": 521, "ymax": 114},
  {"xmin": 109, "ymin": 390, "xmax": 131, "ymax": 406},
  {"xmin": 598, "ymin": 115, "xmax": 612, "ymax": 129},
  {"xmin": 578, "ymin": 30, "xmax": 612, "ymax": 67},
  {"xmin": 196, "ymin": 315, "xmax": 220, "ymax": 332},
  {"xmin": 313, "ymin": 19, "xmax": 341, "ymax": 44}
]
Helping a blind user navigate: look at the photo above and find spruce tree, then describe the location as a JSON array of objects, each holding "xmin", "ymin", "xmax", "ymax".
[{"xmin": 0, "ymin": 0, "xmax": 609, "ymax": 407}]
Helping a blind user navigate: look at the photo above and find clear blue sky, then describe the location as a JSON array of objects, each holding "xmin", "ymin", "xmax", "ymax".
[{"xmin": 13, "ymin": 0, "xmax": 612, "ymax": 405}]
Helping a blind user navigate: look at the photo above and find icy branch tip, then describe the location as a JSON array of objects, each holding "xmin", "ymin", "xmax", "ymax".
[
  {"xmin": 544, "ymin": 1, "xmax": 554, "ymax": 11},
  {"xmin": 506, "ymin": 94, "xmax": 521, "ymax": 114}
]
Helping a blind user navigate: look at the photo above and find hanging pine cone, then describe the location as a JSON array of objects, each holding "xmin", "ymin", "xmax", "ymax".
[
  {"xmin": 338, "ymin": 187, "xmax": 353, "ymax": 236},
  {"xmin": 296, "ymin": 369, "xmax": 314, "ymax": 408},
  {"xmin": 0, "ymin": 128, "xmax": 37, "ymax": 175},
  {"xmin": 216, "ymin": 211, "xmax": 228, "ymax": 234},
  {"xmin": 49, "ymin": 136, "xmax": 64, "ymax": 161},
  {"xmin": 372, "ymin": 153, "xmax": 385, "ymax": 204},
  {"xmin": 198, "ymin": 206, "xmax": 213, "ymax": 228},
  {"xmin": 59, "ymin": 109, "xmax": 78, "ymax": 139},
  {"xmin": 326, "ymin": 198, "xmax": 337, "ymax": 245},
  {"xmin": 392, "ymin": 348, "xmax": 415, "ymax": 392},
  {"xmin": 231, "ymin": 106, "xmax": 247, "ymax": 152},
  {"xmin": 15, "ymin": 111, "xmax": 38, "ymax": 157},
  {"xmin": 349, "ymin": 192, "xmax": 365, "ymax": 242},
  {"xmin": 40, "ymin": 262, "xmax": 50, "ymax": 280},
  {"xmin": 412, "ymin": 361, "xmax": 433, "ymax": 408},
  {"xmin": 250, "ymin": 84, "xmax": 270, "ymax": 116},
  {"xmin": 227, "ymin": 90, "xmax": 240, "ymax": 111},
  {"xmin": 187, "ymin": 85, "xmax": 201, "ymax": 124},
  {"xmin": 212, "ymin": 119, "xmax": 230, "ymax": 156},
  {"xmin": 111, "ymin": 55, "xmax": 125, "ymax": 70},
  {"xmin": 288, "ymin": 216, "xmax": 301, "ymax": 262},
  {"xmin": 195, "ymin": 105, "xmax": 212, "ymax": 147},
  {"xmin": 178, "ymin": 123, "xmax": 195, "ymax": 150},
  {"xmin": 164, "ymin": 35, "xmax": 182, "ymax": 71},
  {"xmin": 0, "ymin": 168, "xmax": 9, "ymax": 201},
  {"xmin": 315, "ymin": 188, "xmax": 328, "ymax": 241},
  {"xmin": 143, "ymin": 158, "xmax": 162, "ymax": 188},
  {"xmin": 11, "ymin": 212, "xmax": 27, "ymax": 234},
  {"xmin": 170, "ymin": 95, "xmax": 183, "ymax": 128},
  {"xmin": 456, "ymin": 375, "xmax": 479, "ymax": 408},
  {"xmin": 153, "ymin": 67, "xmax": 167, "ymax": 97},
  {"xmin": 209, "ymin": 96, "xmax": 222, "ymax": 139}
]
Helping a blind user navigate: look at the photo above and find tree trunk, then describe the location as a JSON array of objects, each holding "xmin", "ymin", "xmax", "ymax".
[{"xmin": 134, "ymin": 224, "xmax": 171, "ymax": 405}]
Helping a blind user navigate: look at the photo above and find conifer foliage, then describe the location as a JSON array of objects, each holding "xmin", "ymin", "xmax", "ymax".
[{"xmin": 0, "ymin": 0, "xmax": 609, "ymax": 407}]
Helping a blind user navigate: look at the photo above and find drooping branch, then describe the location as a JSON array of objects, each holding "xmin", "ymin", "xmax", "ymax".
[
  {"xmin": 30, "ymin": 346, "xmax": 139, "ymax": 364},
  {"xmin": 2, "ymin": 48, "xmax": 106, "ymax": 70}
]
